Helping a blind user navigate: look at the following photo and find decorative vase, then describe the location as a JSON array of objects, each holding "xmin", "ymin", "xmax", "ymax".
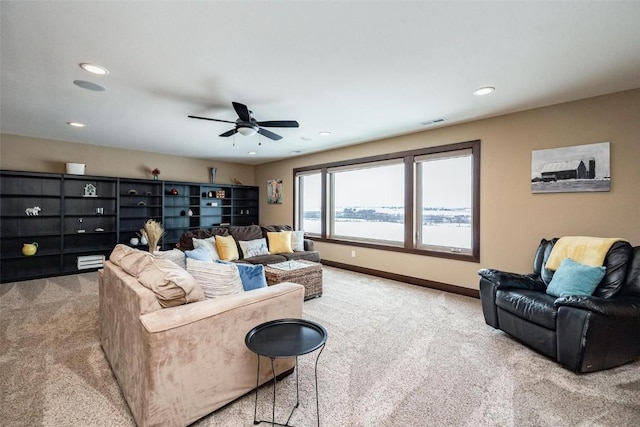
[
  {"xmin": 22, "ymin": 242, "xmax": 38, "ymax": 256},
  {"xmin": 153, "ymin": 175, "xmax": 158, "ymax": 181},
  {"xmin": 188, "ymin": 209, "xmax": 193, "ymax": 217}
]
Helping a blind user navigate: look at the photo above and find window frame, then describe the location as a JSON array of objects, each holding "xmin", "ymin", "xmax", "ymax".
[
  {"xmin": 294, "ymin": 169, "xmax": 323, "ymax": 237},
  {"xmin": 328, "ymin": 158, "xmax": 406, "ymax": 245},
  {"xmin": 293, "ymin": 139, "xmax": 480, "ymax": 262}
]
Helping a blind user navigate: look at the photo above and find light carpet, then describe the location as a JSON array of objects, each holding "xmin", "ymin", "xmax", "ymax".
[{"xmin": 1, "ymin": 267, "xmax": 639, "ymax": 426}]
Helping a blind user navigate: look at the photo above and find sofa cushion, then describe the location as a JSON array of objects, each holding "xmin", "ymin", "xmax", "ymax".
[
  {"xmin": 261, "ymin": 224, "xmax": 293, "ymax": 238},
  {"xmin": 193, "ymin": 236, "xmax": 220, "ymax": 260},
  {"xmin": 185, "ymin": 246, "xmax": 212, "ymax": 262},
  {"xmin": 267, "ymin": 231, "xmax": 293, "ymax": 254},
  {"xmin": 120, "ymin": 250, "xmax": 154, "ymax": 277},
  {"xmin": 546, "ymin": 258, "xmax": 606, "ymax": 298},
  {"xmin": 153, "ymin": 248, "xmax": 186, "ymax": 269},
  {"xmin": 186, "ymin": 258, "xmax": 243, "ymax": 298},
  {"xmin": 178, "ymin": 228, "xmax": 228, "ymax": 251},
  {"xmin": 238, "ymin": 238, "xmax": 269, "ymax": 258},
  {"xmin": 495, "ymin": 289, "xmax": 558, "ymax": 330},
  {"xmin": 215, "ymin": 235, "xmax": 240, "ymax": 261},
  {"xmin": 291, "ymin": 231, "xmax": 305, "ymax": 252},
  {"xmin": 227, "ymin": 224, "xmax": 263, "ymax": 242},
  {"xmin": 137, "ymin": 257, "xmax": 205, "ymax": 307},
  {"xmin": 240, "ymin": 253, "xmax": 288, "ymax": 265},
  {"xmin": 218, "ymin": 260, "xmax": 267, "ymax": 291},
  {"xmin": 593, "ymin": 240, "xmax": 633, "ymax": 298},
  {"xmin": 282, "ymin": 251, "xmax": 321, "ymax": 263},
  {"xmin": 109, "ymin": 243, "xmax": 135, "ymax": 265}
]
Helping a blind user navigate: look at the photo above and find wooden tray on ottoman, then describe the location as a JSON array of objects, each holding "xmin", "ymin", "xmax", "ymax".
[{"xmin": 264, "ymin": 260, "xmax": 323, "ymax": 300}]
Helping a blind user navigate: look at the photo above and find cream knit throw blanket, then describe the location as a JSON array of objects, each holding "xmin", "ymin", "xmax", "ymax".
[{"xmin": 545, "ymin": 236, "xmax": 624, "ymax": 271}]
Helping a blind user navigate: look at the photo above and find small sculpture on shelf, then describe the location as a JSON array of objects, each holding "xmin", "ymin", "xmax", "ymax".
[
  {"xmin": 83, "ymin": 183, "xmax": 97, "ymax": 197},
  {"xmin": 22, "ymin": 242, "xmax": 38, "ymax": 256},
  {"xmin": 151, "ymin": 168, "xmax": 160, "ymax": 181},
  {"xmin": 25, "ymin": 206, "xmax": 41, "ymax": 216},
  {"xmin": 77, "ymin": 217, "xmax": 85, "ymax": 233}
]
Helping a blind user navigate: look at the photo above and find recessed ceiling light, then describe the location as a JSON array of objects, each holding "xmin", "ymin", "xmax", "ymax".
[
  {"xmin": 420, "ymin": 118, "xmax": 447, "ymax": 126},
  {"xmin": 473, "ymin": 86, "xmax": 495, "ymax": 96},
  {"xmin": 73, "ymin": 80, "xmax": 106, "ymax": 92},
  {"xmin": 79, "ymin": 63, "xmax": 109, "ymax": 75},
  {"xmin": 247, "ymin": 151, "xmax": 257, "ymax": 155},
  {"xmin": 67, "ymin": 122, "xmax": 86, "ymax": 128},
  {"xmin": 290, "ymin": 150, "xmax": 302, "ymax": 155},
  {"xmin": 318, "ymin": 131, "xmax": 331, "ymax": 136}
]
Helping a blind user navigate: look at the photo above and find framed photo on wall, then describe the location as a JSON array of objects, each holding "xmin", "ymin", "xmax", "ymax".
[
  {"xmin": 531, "ymin": 142, "xmax": 610, "ymax": 193},
  {"xmin": 267, "ymin": 179, "xmax": 283, "ymax": 204}
]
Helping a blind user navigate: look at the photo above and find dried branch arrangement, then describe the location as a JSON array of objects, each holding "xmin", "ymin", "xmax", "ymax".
[{"xmin": 139, "ymin": 219, "xmax": 166, "ymax": 252}]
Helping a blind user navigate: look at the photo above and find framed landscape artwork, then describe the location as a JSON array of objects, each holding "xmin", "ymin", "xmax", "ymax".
[{"xmin": 531, "ymin": 142, "xmax": 610, "ymax": 194}]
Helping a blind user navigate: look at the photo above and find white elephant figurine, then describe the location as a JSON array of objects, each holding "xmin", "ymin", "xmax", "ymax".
[{"xmin": 25, "ymin": 206, "xmax": 42, "ymax": 216}]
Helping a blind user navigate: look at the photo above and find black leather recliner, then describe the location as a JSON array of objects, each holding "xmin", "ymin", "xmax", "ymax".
[{"xmin": 479, "ymin": 238, "xmax": 640, "ymax": 373}]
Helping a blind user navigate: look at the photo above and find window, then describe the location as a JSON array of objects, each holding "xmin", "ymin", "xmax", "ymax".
[
  {"xmin": 416, "ymin": 149, "xmax": 473, "ymax": 254},
  {"xmin": 295, "ymin": 171, "xmax": 322, "ymax": 235},
  {"xmin": 329, "ymin": 160, "xmax": 405, "ymax": 244},
  {"xmin": 294, "ymin": 140, "xmax": 480, "ymax": 262}
]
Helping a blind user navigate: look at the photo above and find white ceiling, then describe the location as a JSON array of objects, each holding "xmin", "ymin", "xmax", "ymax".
[{"xmin": 2, "ymin": 1, "xmax": 639, "ymax": 166}]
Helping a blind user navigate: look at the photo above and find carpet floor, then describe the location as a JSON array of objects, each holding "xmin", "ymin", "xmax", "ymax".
[{"xmin": 1, "ymin": 266, "xmax": 639, "ymax": 426}]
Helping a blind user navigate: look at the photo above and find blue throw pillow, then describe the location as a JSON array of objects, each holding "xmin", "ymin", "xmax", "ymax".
[
  {"xmin": 546, "ymin": 257, "xmax": 606, "ymax": 298},
  {"xmin": 185, "ymin": 246, "xmax": 212, "ymax": 262},
  {"xmin": 217, "ymin": 260, "xmax": 267, "ymax": 291}
]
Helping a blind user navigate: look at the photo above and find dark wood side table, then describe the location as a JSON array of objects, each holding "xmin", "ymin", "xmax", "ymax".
[{"xmin": 245, "ymin": 318, "xmax": 328, "ymax": 426}]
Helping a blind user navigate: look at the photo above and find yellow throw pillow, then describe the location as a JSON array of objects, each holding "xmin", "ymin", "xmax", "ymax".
[
  {"xmin": 215, "ymin": 235, "xmax": 239, "ymax": 261},
  {"xmin": 267, "ymin": 231, "xmax": 293, "ymax": 254}
]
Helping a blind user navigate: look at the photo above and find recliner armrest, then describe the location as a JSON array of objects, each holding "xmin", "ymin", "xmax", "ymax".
[
  {"xmin": 478, "ymin": 269, "xmax": 546, "ymax": 291},
  {"xmin": 554, "ymin": 295, "xmax": 640, "ymax": 317}
]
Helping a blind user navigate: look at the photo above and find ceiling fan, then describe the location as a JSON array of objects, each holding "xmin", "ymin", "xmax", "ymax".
[{"xmin": 188, "ymin": 102, "xmax": 299, "ymax": 141}]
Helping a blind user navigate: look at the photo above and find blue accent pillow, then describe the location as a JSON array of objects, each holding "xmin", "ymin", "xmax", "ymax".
[
  {"xmin": 185, "ymin": 246, "xmax": 212, "ymax": 262},
  {"xmin": 546, "ymin": 257, "xmax": 606, "ymax": 298},
  {"xmin": 216, "ymin": 260, "xmax": 267, "ymax": 291}
]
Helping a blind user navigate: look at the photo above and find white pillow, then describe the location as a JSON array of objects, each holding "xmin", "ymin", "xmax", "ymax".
[
  {"xmin": 153, "ymin": 249, "xmax": 186, "ymax": 269},
  {"xmin": 239, "ymin": 238, "xmax": 270, "ymax": 258},
  {"xmin": 291, "ymin": 231, "xmax": 305, "ymax": 252},
  {"xmin": 186, "ymin": 258, "xmax": 243, "ymax": 299},
  {"xmin": 192, "ymin": 236, "xmax": 220, "ymax": 261}
]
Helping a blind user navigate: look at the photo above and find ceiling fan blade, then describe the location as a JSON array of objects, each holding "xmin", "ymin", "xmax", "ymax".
[
  {"xmin": 257, "ymin": 120, "xmax": 299, "ymax": 128},
  {"xmin": 232, "ymin": 102, "xmax": 251, "ymax": 122},
  {"xmin": 188, "ymin": 115, "xmax": 235, "ymax": 124},
  {"xmin": 257, "ymin": 128, "xmax": 282, "ymax": 141},
  {"xmin": 219, "ymin": 129, "xmax": 238, "ymax": 137}
]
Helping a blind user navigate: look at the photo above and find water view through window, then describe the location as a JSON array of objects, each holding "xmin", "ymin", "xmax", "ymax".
[
  {"xmin": 332, "ymin": 161, "xmax": 404, "ymax": 243},
  {"xmin": 295, "ymin": 140, "xmax": 479, "ymax": 260}
]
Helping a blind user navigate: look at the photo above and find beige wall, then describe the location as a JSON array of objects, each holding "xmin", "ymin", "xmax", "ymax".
[
  {"xmin": 0, "ymin": 134, "xmax": 255, "ymax": 185},
  {"xmin": 2, "ymin": 90, "xmax": 638, "ymax": 290},
  {"xmin": 256, "ymin": 89, "xmax": 640, "ymax": 290}
]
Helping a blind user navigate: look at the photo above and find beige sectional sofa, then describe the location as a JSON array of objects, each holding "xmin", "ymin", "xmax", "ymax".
[{"xmin": 99, "ymin": 248, "xmax": 305, "ymax": 427}]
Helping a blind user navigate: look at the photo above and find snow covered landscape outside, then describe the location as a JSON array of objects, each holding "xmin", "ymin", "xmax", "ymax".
[{"xmin": 299, "ymin": 153, "xmax": 473, "ymax": 249}]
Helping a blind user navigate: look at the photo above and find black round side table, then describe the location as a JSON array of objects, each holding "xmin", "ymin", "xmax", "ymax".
[{"xmin": 245, "ymin": 318, "xmax": 328, "ymax": 427}]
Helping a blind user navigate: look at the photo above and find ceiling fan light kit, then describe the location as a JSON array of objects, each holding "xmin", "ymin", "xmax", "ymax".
[
  {"xmin": 237, "ymin": 124, "xmax": 258, "ymax": 136},
  {"xmin": 189, "ymin": 101, "xmax": 299, "ymax": 141}
]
